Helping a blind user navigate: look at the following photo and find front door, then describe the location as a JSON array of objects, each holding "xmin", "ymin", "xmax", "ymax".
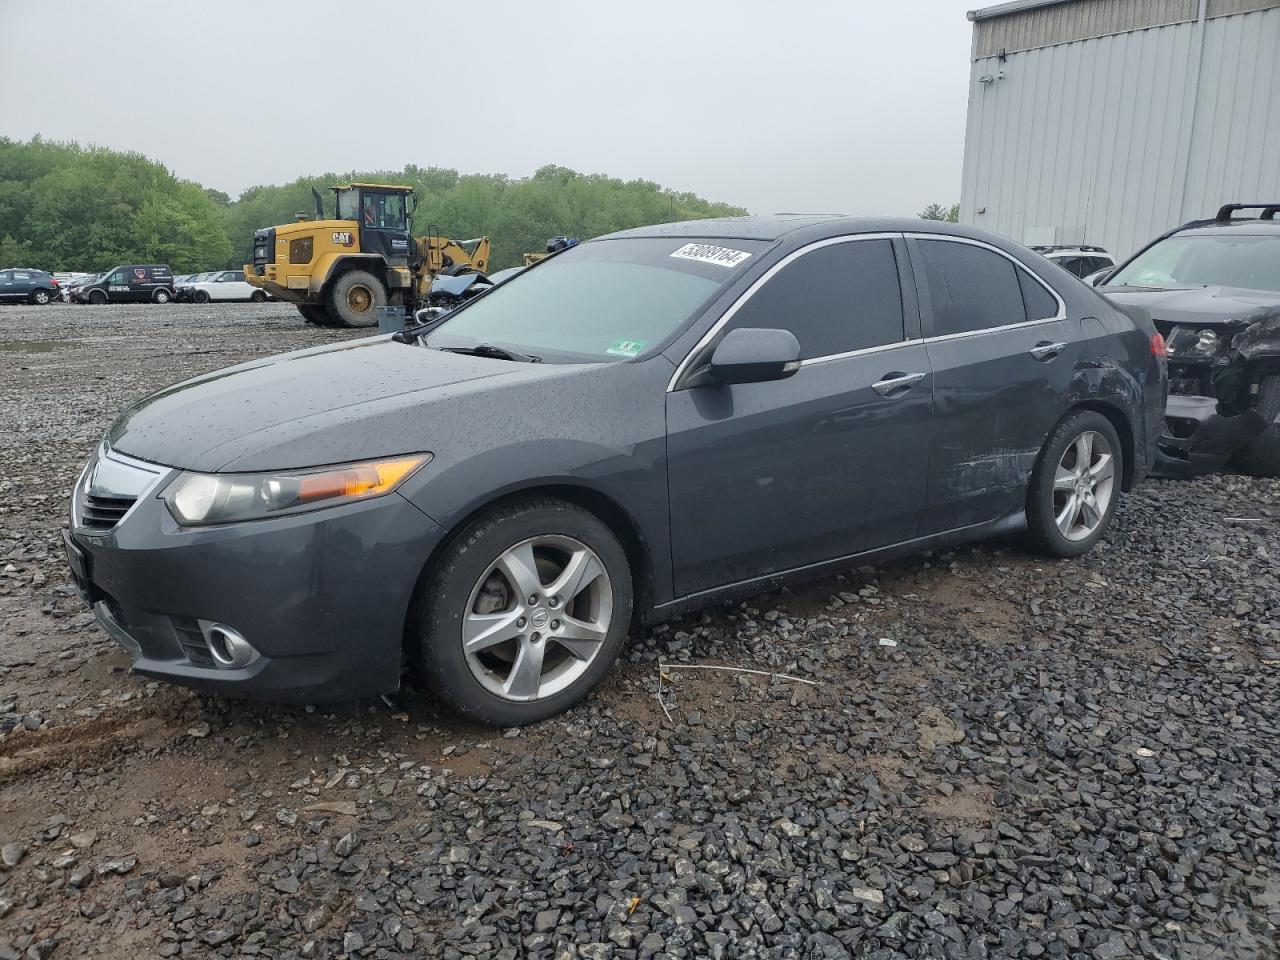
[
  {"xmin": 358, "ymin": 191, "xmax": 412, "ymax": 266},
  {"xmin": 907, "ymin": 236, "xmax": 1078, "ymax": 532},
  {"xmin": 0, "ymin": 271, "xmax": 15, "ymax": 301},
  {"xmin": 666, "ymin": 237, "xmax": 934, "ymax": 598}
]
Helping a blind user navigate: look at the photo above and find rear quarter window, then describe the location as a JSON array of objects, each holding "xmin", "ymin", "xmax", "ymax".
[{"xmin": 915, "ymin": 239, "xmax": 1025, "ymax": 336}]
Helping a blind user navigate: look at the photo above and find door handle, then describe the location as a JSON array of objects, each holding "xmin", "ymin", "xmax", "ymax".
[
  {"xmin": 1029, "ymin": 340, "xmax": 1067, "ymax": 361},
  {"xmin": 872, "ymin": 371, "xmax": 927, "ymax": 397}
]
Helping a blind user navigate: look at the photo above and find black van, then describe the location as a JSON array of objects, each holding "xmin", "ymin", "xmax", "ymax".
[{"xmin": 70, "ymin": 264, "xmax": 175, "ymax": 304}]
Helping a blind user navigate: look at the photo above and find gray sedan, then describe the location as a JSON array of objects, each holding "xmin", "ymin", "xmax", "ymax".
[{"xmin": 65, "ymin": 216, "xmax": 1166, "ymax": 725}]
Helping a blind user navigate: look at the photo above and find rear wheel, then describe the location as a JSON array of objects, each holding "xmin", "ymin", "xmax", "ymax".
[
  {"xmin": 1232, "ymin": 375, "xmax": 1280, "ymax": 478},
  {"xmin": 31, "ymin": 289, "xmax": 50, "ymax": 305},
  {"xmin": 327, "ymin": 269, "xmax": 385, "ymax": 328},
  {"xmin": 1026, "ymin": 411, "xmax": 1123, "ymax": 558},
  {"xmin": 414, "ymin": 499, "xmax": 633, "ymax": 726},
  {"xmin": 153, "ymin": 289, "xmax": 171, "ymax": 304},
  {"xmin": 250, "ymin": 290, "xmax": 267, "ymax": 303},
  {"xmin": 87, "ymin": 290, "xmax": 106, "ymax": 305}
]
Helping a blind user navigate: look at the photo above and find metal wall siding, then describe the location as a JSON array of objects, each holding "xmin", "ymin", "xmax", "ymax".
[
  {"xmin": 960, "ymin": 7, "xmax": 1280, "ymax": 259},
  {"xmin": 1207, "ymin": 0, "xmax": 1280, "ymax": 18},
  {"xmin": 973, "ymin": 0, "xmax": 1197, "ymax": 56}
]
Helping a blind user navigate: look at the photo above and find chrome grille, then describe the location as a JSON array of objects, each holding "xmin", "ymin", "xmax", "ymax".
[{"xmin": 74, "ymin": 444, "xmax": 166, "ymax": 533}]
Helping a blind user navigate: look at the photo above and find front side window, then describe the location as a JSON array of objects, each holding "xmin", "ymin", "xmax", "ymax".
[
  {"xmin": 915, "ymin": 240, "xmax": 1026, "ymax": 336},
  {"xmin": 360, "ymin": 192, "xmax": 407, "ymax": 231},
  {"xmin": 1107, "ymin": 233, "xmax": 1280, "ymax": 293},
  {"xmin": 109, "ymin": 271, "xmax": 126, "ymax": 284},
  {"xmin": 427, "ymin": 237, "xmax": 768, "ymax": 363},
  {"xmin": 726, "ymin": 239, "xmax": 904, "ymax": 357}
]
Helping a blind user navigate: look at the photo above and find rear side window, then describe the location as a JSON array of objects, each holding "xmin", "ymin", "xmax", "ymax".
[
  {"xmin": 728, "ymin": 239, "xmax": 904, "ymax": 357},
  {"xmin": 915, "ymin": 239, "xmax": 1025, "ymax": 336},
  {"xmin": 1018, "ymin": 270, "xmax": 1059, "ymax": 320}
]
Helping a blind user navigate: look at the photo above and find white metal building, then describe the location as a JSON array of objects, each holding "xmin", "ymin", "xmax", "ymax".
[{"xmin": 959, "ymin": 0, "xmax": 1280, "ymax": 259}]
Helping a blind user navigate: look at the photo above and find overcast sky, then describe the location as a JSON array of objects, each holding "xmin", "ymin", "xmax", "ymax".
[{"xmin": 0, "ymin": 0, "xmax": 982, "ymax": 216}]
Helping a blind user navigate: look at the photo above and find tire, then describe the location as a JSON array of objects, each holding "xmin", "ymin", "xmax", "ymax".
[
  {"xmin": 153, "ymin": 289, "xmax": 171, "ymax": 304},
  {"xmin": 1232, "ymin": 375, "xmax": 1280, "ymax": 478},
  {"xmin": 193, "ymin": 290, "xmax": 210, "ymax": 304},
  {"xmin": 414, "ymin": 498, "xmax": 634, "ymax": 726},
  {"xmin": 250, "ymin": 290, "xmax": 267, "ymax": 303},
  {"xmin": 87, "ymin": 290, "xmax": 106, "ymax": 305},
  {"xmin": 31, "ymin": 289, "xmax": 50, "ymax": 305},
  {"xmin": 1025, "ymin": 410, "xmax": 1124, "ymax": 558},
  {"xmin": 326, "ymin": 269, "xmax": 385, "ymax": 328}
]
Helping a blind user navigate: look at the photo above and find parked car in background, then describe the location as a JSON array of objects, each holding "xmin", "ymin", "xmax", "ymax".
[
  {"xmin": 0, "ymin": 268, "xmax": 60, "ymax": 304},
  {"xmin": 174, "ymin": 272, "xmax": 217, "ymax": 302},
  {"xmin": 53, "ymin": 272, "xmax": 95, "ymax": 299},
  {"xmin": 1031, "ymin": 245, "xmax": 1116, "ymax": 279},
  {"xmin": 69, "ymin": 264, "xmax": 175, "ymax": 304},
  {"xmin": 185, "ymin": 269, "xmax": 267, "ymax": 303},
  {"xmin": 66, "ymin": 216, "xmax": 1165, "ymax": 725},
  {"xmin": 1095, "ymin": 202, "xmax": 1280, "ymax": 477}
]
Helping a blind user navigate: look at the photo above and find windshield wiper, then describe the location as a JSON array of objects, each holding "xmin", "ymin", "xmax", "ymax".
[{"xmin": 439, "ymin": 343, "xmax": 542, "ymax": 363}]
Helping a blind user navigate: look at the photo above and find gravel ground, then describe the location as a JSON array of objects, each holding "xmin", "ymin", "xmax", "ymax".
[{"xmin": 1, "ymin": 302, "xmax": 1278, "ymax": 960}]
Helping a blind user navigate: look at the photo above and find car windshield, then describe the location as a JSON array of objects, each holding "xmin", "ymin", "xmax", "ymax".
[
  {"xmin": 424, "ymin": 237, "xmax": 767, "ymax": 362},
  {"xmin": 1107, "ymin": 233, "xmax": 1280, "ymax": 293}
]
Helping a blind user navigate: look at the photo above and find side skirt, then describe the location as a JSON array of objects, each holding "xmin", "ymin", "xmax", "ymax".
[{"xmin": 645, "ymin": 511, "xmax": 1027, "ymax": 624}]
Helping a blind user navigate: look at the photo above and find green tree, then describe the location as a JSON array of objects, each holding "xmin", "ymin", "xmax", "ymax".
[{"xmin": 919, "ymin": 202, "xmax": 960, "ymax": 223}]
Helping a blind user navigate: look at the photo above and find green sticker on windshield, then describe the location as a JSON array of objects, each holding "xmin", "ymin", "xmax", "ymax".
[{"xmin": 606, "ymin": 338, "xmax": 647, "ymax": 357}]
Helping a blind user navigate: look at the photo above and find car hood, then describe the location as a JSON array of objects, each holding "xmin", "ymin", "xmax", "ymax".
[
  {"xmin": 107, "ymin": 337, "xmax": 580, "ymax": 472},
  {"xmin": 1099, "ymin": 285, "xmax": 1280, "ymax": 327}
]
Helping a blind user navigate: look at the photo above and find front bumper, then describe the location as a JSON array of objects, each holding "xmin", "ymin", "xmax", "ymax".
[
  {"xmin": 1151, "ymin": 395, "xmax": 1266, "ymax": 478},
  {"xmin": 65, "ymin": 457, "xmax": 446, "ymax": 702}
]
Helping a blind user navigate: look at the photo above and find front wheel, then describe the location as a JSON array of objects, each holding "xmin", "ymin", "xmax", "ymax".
[
  {"xmin": 1026, "ymin": 411, "xmax": 1124, "ymax": 558},
  {"xmin": 414, "ymin": 499, "xmax": 633, "ymax": 726},
  {"xmin": 87, "ymin": 290, "xmax": 107, "ymax": 305},
  {"xmin": 327, "ymin": 269, "xmax": 385, "ymax": 327},
  {"xmin": 1231, "ymin": 375, "xmax": 1280, "ymax": 478},
  {"xmin": 31, "ymin": 289, "xmax": 50, "ymax": 305},
  {"xmin": 250, "ymin": 290, "xmax": 267, "ymax": 303},
  {"xmin": 193, "ymin": 290, "xmax": 210, "ymax": 304}
]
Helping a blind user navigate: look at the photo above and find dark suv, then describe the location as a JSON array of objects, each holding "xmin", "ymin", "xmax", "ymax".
[
  {"xmin": 0, "ymin": 268, "xmax": 60, "ymax": 305},
  {"xmin": 1096, "ymin": 203, "xmax": 1280, "ymax": 477}
]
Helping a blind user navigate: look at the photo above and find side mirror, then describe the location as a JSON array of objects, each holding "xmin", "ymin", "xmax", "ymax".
[
  {"xmin": 1085, "ymin": 268, "xmax": 1113, "ymax": 287},
  {"xmin": 706, "ymin": 327, "xmax": 802, "ymax": 385}
]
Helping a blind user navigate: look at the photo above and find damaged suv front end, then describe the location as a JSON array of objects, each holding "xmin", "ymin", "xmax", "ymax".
[{"xmin": 1098, "ymin": 209, "xmax": 1280, "ymax": 477}]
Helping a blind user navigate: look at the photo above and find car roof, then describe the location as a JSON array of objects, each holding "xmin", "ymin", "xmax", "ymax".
[{"xmin": 598, "ymin": 215, "xmax": 1006, "ymax": 245}]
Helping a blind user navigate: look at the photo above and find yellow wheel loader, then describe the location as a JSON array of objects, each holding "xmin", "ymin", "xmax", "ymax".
[{"xmin": 244, "ymin": 183, "xmax": 490, "ymax": 328}]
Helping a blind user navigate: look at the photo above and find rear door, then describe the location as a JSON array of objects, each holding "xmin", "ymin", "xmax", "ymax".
[
  {"xmin": 908, "ymin": 235, "xmax": 1075, "ymax": 532},
  {"xmin": 666, "ymin": 235, "xmax": 934, "ymax": 597}
]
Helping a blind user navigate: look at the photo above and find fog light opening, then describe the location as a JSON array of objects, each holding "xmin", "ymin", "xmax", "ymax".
[{"xmin": 202, "ymin": 623, "xmax": 259, "ymax": 668}]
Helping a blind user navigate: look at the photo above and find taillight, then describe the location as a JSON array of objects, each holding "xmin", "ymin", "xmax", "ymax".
[
  {"xmin": 50, "ymin": 278, "xmax": 59, "ymax": 286},
  {"xmin": 1150, "ymin": 332, "xmax": 1166, "ymax": 358}
]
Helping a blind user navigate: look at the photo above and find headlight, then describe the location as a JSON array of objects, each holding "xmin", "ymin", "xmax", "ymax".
[
  {"xmin": 163, "ymin": 454, "xmax": 430, "ymax": 526},
  {"xmin": 1194, "ymin": 329, "xmax": 1219, "ymax": 354}
]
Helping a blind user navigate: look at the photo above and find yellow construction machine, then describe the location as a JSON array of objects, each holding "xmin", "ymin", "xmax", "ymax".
[{"xmin": 244, "ymin": 183, "xmax": 490, "ymax": 327}]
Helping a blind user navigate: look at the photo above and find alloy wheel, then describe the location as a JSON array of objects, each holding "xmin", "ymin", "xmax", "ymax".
[
  {"xmin": 462, "ymin": 535, "xmax": 613, "ymax": 702},
  {"xmin": 1052, "ymin": 430, "xmax": 1115, "ymax": 541}
]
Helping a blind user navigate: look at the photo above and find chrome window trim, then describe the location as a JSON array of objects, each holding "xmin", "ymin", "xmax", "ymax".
[
  {"xmin": 903, "ymin": 232, "xmax": 1067, "ymax": 326},
  {"xmin": 667, "ymin": 231, "xmax": 1069, "ymax": 391},
  {"xmin": 666, "ymin": 232, "xmax": 903, "ymax": 392},
  {"xmin": 799, "ymin": 337, "xmax": 925, "ymax": 367}
]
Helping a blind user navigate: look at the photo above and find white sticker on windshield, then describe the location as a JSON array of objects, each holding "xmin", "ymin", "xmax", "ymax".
[{"xmin": 670, "ymin": 243, "xmax": 752, "ymax": 268}]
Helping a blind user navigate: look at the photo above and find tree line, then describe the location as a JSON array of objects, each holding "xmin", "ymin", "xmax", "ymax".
[{"xmin": 0, "ymin": 137, "xmax": 747, "ymax": 274}]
